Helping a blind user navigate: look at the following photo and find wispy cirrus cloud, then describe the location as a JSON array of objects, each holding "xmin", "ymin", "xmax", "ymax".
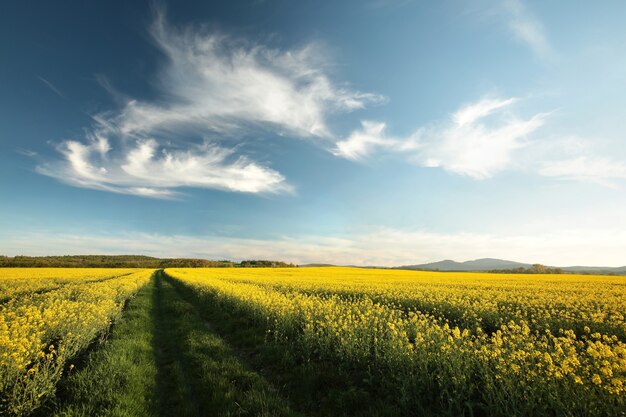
[
  {"xmin": 452, "ymin": 97, "xmax": 517, "ymax": 126},
  {"xmin": 37, "ymin": 76, "xmax": 65, "ymax": 99},
  {"xmin": 119, "ymin": 10, "xmax": 382, "ymax": 139},
  {"xmin": 539, "ymin": 157, "xmax": 626, "ymax": 187},
  {"xmin": 418, "ymin": 97, "xmax": 547, "ymax": 178},
  {"xmin": 334, "ymin": 96, "xmax": 548, "ymax": 179},
  {"xmin": 332, "ymin": 121, "xmax": 411, "ymax": 160},
  {"xmin": 38, "ymin": 7, "xmax": 381, "ymax": 198},
  {"xmin": 37, "ymin": 138, "xmax": 289, "ymax": 198},
  {"xmin": 501, "ymin": 0, "xmax": 553, "ymax": 59}
]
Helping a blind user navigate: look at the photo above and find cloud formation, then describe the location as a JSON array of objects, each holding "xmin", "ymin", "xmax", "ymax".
[
  {"xmin": 39, "ymin": 8, "xmax": 381, "ymax": 198},
  {"xmin": 501, "ymin": 0, "xmax": 553, "ymax": 59},
  {"xmin": 332, "ymin": 121, "xmax": 410, "ymax": 160},
  {"xmin": 3, "ymin": 226, "xmax": 625, "ymax": 267},
  {"xmin": 38, "ymin": 138, "xmax": 289, "ymax": 198},
  {"xmin": 334, "ymin": 96, "xmax": 548, "ymax": 179},
  {"xmin": 118, "ymin": 11, "xmax": 381, "ymax": 138},
  {"xmin": 539, "ymin": 157, "xmax": 626, "ymax": 187}
]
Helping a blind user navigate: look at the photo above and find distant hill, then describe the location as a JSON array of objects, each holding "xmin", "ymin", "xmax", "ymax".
[
  {"xmin": 397, "ymin": 258, "xmax": 531, "ymax": 271},
  {"xmin": 396, "ymin": 258, "xmax": 626, "ymax": 275},
  {"xmin": 0, "ymin": 255, "xmax": 295, "ymax": 268},
  {"xmin": 561, "ymin": 265, "xmax": 626, "ymax": 274}
]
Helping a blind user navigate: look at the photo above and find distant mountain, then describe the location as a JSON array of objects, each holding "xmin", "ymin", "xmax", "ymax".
[
  {"xmin": 397, "ymin": 258, "xmax": 531, "ymax": 271},
  {"xmin": 561, "ymin": 265, "xmax": 626, "ymax": 274},
  {"xmin": 396, "ymin": 258, "xmax": 626, "ymax": 274}
]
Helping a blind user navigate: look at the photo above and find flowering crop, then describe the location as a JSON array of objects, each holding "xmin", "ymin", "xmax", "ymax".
[
  {"xmin": 0, "ymin": 268, "xmax": 153, "ymax": 416},
  {"xmin": 0, "ymin": 268, "xmax": 139, "ymax": 302},
  {"xmin": 166, "ymin": 267, "xmax": 626, "ymax": 416}
]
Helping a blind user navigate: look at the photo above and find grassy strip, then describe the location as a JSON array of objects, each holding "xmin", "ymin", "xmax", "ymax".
[
  {"xmin": 47, "ymin": 271, "xmax": 301, "ymax": 417},
  {"xmin": 152, "ymin": 270, "xmax": 301, "ymax": 417},
  {"xmin": 47, "ymin": 276, "xmax": 159, "ymax": 417}
]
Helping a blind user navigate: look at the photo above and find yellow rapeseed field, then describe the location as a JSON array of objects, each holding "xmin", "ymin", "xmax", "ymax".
[
  {"xmin": 166, "ymin": 267, "xmax": 626, "ymax": 415},
  {"xmin": 0, "ymin": 268, "xmax": 153, "ymax": 416},
  {"xmin": 0, "ymin": 268, "xmax": 139, "ymax": 302}
]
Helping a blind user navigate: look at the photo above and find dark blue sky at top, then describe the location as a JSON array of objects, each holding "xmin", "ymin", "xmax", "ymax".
[{"xmin": 1, "ymin": 0, "xmax": 625, "ymax": 265}]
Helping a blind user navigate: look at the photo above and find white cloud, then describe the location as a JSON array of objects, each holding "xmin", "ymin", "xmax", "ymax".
[
  {"xmin": 110, "ymin": 10, "xmax": 382, "ymax": 139},
  {"xmin": 334, "ymin": 96, "xmax": 548, "ymax": 179},
  {"xmin": 452, "ymin": 97, "xmax": 517, "ymax": 127},
  {"xmin": 2, "ymin": 227, "xmax": 625, "ymax": 267},
  {"xmin": 332, "ymin": 121, "xmax": 408, "ymax": 160},
  {"xmin": 420, "ymin": 99, "xmax": 547, "ymax": 178},
  {"xmin": 539, "ymin": 157, "xmax": 626, "ymax": 187},
  {"xmin": 38, "ymin": 137, "xmax": 289, "ymax": 198},
  {"xmin": 501, "ymin": 0, "xmax": 553, "ymax": 59},
  {"xmin": 39, "ymin": 8, "xmax": 381, "ymax": 198}
]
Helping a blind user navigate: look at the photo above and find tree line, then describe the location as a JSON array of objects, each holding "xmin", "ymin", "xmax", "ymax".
[
  {"xmin": 488, "ymin": 264, "xmax": 564, "ymax": 274},
  {"xmin": 0, "ymin": 255, "xmax": 296, "ymax": 268}
]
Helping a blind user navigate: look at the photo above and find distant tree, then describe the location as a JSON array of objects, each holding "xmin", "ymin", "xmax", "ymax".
[
  {"xmin": 0, "ymin": 255, "xmax": 296, "ymax": 268},
  {"xmin": 239, "ymin": 260, "xmax": 296, "ymax": 268},
  {"xmin": 488, "ymin": 264, "xmax": 565, "ymax": 274}
]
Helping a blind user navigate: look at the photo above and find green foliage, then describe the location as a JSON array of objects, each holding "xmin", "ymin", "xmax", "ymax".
[
  {"xmin": 488, "ymin": 264, "xmax": 564, "ymax": 274},
  {"xmin": 48, "ymin": 279, "xmax": 159, "ymax": 417},
  {"xmin": 239, "ymin": 260, "xmax": 297, "ymax": 268},
  {"xmin": 0, "ymin": 256, "xmax": 295, "ymax": 268}
]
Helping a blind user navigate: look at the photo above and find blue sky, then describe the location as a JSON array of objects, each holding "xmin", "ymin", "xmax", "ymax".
[{"xmin": 1, "ymin": 0, "xmax": 625, "ymax": 266}]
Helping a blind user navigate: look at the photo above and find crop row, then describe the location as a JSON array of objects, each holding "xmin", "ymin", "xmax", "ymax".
[
  {"xmin": 166, "ymin": 268, "xmax": 626, "ymax": 416},
  {"xmin": 0, "ymin": 269, "xmax": 154, "ymax": 416},
  {"xmin": 0, "ymin": 268, "xmax": 140, "ymax": 303},
  {"xmin": 203, "ymin": 267, "xmax": 626, "ymax": 340}
]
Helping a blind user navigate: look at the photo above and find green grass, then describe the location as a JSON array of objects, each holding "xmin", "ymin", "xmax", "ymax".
[
  {"xmin": 46, "ymin": 276, "xmax": 159, "ymax": 417},
  {"xmin": 45, "ymin": 271, "xmax": 301, "ymax": 417}
]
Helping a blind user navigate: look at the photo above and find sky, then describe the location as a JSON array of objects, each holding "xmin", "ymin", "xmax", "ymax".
[{"xmin": 1, "ymin": 0, "xmax": 625, "ymax": 266}]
